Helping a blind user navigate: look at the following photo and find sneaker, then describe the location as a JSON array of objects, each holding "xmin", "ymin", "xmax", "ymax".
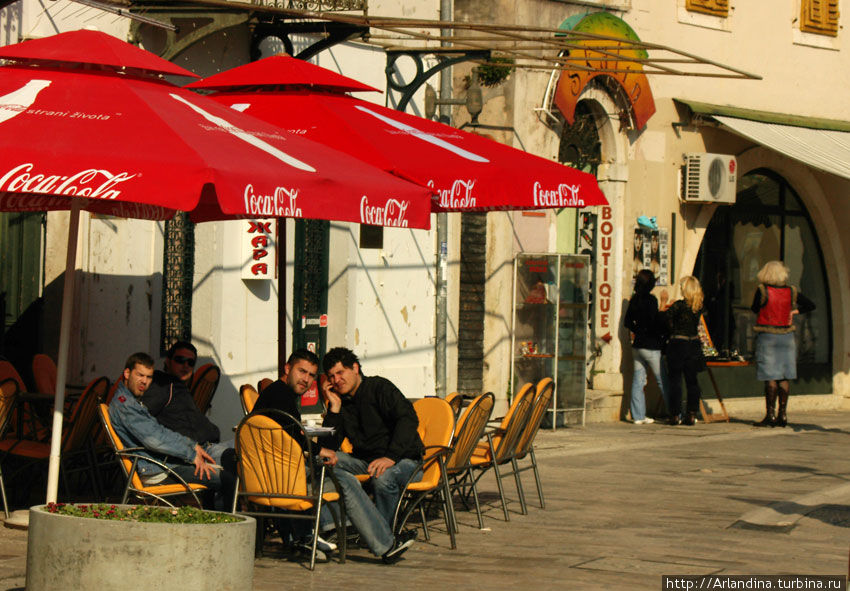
[
  {"xmin": 381, "ymin": 530, "xmax": 417, "ymax": 564},
  {"xmin": 315, "ymin": 535, "xmax": 337, "ymax": 553},
  {"xmin": 633, "ymin": 418, "xmax": 654, "ymax": 425},
  {"xmin": 292, "ymin": 537, "xmax": 336, "ymax": 562}
]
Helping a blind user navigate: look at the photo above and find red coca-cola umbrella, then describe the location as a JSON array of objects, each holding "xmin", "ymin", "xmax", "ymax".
[
  {"xmin": 187, "ymin": 55, "xmax": 607, "ymax": 211},
  {"xmin": 0, "ymin": 30, "xmax": 433, "ymax": 503}
]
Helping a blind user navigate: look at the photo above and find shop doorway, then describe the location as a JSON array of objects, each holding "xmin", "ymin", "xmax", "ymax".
[{"xmin": 694, "ymin": 169, "xmax": 832, "ymax": 393}]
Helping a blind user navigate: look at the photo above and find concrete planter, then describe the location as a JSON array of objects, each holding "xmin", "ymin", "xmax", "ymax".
[{"xmin": 25, "ymin": 505, "xmax": 255, "ymax": 591}]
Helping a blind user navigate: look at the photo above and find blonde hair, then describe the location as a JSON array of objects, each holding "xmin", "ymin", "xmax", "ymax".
[
  {"xmin": 680, "ymin": 276, "xmax": 704, "ymax": 313},
  {"xmin": 757, "ymin": 260, "xmax": 789, "ymax": 286}
]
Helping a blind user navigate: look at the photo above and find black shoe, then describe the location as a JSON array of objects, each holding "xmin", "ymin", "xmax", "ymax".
[
  {"xmin": 381, "ymin": 530, "xmax": 416, "ymax": 564},
  {"xmin": 682, "ymin": 413, "xmax": 696, "ymax": 426},
  {"xmin": 293, "ymin": 540, "xmax": 330, "ymax": 563},
  {"xmin": 668, "ymin": 416, "xmax": 681, "ymax": 426}
]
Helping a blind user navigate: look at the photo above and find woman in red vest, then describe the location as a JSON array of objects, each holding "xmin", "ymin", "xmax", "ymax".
[{"xmin": 751, "ymin": 261, "xmax": 815, "ymax": 427}]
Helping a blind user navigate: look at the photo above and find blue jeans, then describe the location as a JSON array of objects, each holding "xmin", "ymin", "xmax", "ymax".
[
  {"xmin": 630, "ymin": 348, "xmax": 668, "ymax": 420},
  {"xmin": 331, "ymin": 452, "xmax": 421, "ymax": 556}
]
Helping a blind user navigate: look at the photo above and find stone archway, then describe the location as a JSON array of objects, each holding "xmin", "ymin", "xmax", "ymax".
[{"xmin": 558, "ymin": 81, "xmax": 632, "ymax": 396}]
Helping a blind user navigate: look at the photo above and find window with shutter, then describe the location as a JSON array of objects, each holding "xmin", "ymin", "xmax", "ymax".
[
  {"xmin": 800, "ymin": 0, "xmax": 840, "ymax": 36},
  {"xmin": 685, "ymin": 0, "xmax": 730, "ymax": 17}
]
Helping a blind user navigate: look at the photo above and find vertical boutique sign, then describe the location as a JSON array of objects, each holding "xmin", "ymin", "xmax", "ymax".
[
  {"xmin": 597, "ymin": 206, "xmax": 614, "ymax": 335},
  {"xmin": 241, "ymin": 219, "xmax": 276, "ymax": 280}
]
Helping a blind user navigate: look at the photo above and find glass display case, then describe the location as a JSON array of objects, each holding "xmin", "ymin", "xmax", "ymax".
[{"xmin": 511, "ymin": 254, "xmax": 590, "ymax": 428}]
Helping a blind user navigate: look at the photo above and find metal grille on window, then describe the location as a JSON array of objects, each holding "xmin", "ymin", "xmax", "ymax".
[
  {"xmin": 558, "ymin": 104, "xmax": 602, "ymax": 176},
  {"xmin": 161, "ymin": 211, "xmax": 194, "ymax": 353}
]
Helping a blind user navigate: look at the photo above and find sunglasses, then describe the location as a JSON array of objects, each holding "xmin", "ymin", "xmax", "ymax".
[{"xmin": 172, "ymin": 355, "xmax": 196, "ymax": 367}]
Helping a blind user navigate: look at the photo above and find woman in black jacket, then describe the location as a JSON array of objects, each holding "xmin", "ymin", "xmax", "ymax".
[
  {"xmin": 624, "ymin": 269, "xmax": 668, "ymax": 424},
  {"xmin": 662, "ymin": 276, "xmax": 705, "ymax": 426}
]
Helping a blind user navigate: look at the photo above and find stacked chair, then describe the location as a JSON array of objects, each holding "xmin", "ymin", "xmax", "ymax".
[
  {"xmin": 190, "ymin": 364, "xmax": 221, "ymax": 415},
  {"xmin": 239, "ymin": 384, "xmax": 260, "ymax": 416},
  {"xmin": 0, "ymin": 376, "xmax": 109, "ymax": 502}
]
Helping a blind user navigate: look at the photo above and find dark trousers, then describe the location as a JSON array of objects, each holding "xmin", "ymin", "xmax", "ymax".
[{"xmin": 666, "ymin": 340, "xmax": 703, "ymax": 417}]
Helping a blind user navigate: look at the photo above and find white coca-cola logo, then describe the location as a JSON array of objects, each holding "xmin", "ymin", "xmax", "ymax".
[
  {"xmin": 243, "ymin": 185, "xmax": 303, "ymax": 217},
  {"xmin": 533, "ymin": 181, "xmax": 584, "ymax": 208},
  {"xmin": 360, "ymin": 196, "xmax": 409, "ymax": 227},
  {"xmin": 0, "ymin": 163, "xmax": 137, "ymax": 200},
  {"xmin": 430, "ymin": 179, "xmax": 477, "ymax": 209}
]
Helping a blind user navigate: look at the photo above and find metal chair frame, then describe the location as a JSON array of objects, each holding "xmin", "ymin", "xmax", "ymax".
[
  {"xmin": 444, "ymin": 392, "xmax": 496, "ymax": 530},
  {"xmin": 469, "ymin": 383, "xmax": 535, "ymax": 521},
  {"xmin": 390, "ymin": 397, "xmax": 457, "ymax": 548},
  {"xmin": 232, "ymin": 409, "xmax": 347, "ymax": 570},
  {"xmin": 97, "ymin": 403, "xmax": 206, "ymax": 507}
]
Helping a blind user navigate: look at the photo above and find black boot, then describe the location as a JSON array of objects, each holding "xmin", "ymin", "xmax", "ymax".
[
  {"xmin": 754, "ymin": 384, "xmax": 777, "ymax": 427},
  {"xmin": 776, "ymin": 384, "xmax": 789, "ymax": 428}
]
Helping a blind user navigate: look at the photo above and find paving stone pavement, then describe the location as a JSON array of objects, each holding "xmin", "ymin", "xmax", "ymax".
[{"xmin": 2, "ymin": 408, "xmax": 850, "ymax": 590}]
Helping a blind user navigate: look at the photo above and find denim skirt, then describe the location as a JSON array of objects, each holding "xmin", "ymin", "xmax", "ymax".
[{"xmin": 755, "ymin": 332, "xmax": 797, "ymax": 381}]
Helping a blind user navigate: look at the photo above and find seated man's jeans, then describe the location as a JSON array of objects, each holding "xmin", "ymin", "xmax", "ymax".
[
  {"xmin": 169, "ymin": 440, "xmax": 236, "ymax": 511},
  {"xmin": 328, "ymin": 452, "xmax": 422, "ymax": 556}
]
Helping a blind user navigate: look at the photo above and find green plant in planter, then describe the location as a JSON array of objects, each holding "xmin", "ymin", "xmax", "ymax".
[{"xmin": 44, "ymin": 502, "xmax": 240, "ymax": 524}]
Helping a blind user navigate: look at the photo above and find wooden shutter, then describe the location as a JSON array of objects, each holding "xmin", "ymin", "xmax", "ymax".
[
  {"xmin": 685, "ymin": 0, "xmax": 730, "ymax": 17},
  {"xmin": 801, "ymin": 0, "xmax": 840, "ymax": 36}
]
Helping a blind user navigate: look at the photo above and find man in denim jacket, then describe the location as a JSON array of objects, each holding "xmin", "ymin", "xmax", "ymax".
[{"xmin": 108, "ymin": 352, "xmax": 227, "ymax": 492}]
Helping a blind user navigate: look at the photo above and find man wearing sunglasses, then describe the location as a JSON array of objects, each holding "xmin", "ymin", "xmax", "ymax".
[
  {"xmin": 141, "ymin": 340, "xmax": 235, "ymax": 509},
  {"xmin": 163, "ymin": 341, "xmax": 198, "ymax": 386}
]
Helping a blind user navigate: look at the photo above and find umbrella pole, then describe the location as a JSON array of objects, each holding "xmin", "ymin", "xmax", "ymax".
[{"xmin": 46, "ymin": 201, "xmax": 81, "ymax": 504}]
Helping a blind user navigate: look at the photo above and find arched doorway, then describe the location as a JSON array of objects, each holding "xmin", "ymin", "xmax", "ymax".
[{"xmin": 694, "ymin": 169, "xmax": 832, "ymax": 393}]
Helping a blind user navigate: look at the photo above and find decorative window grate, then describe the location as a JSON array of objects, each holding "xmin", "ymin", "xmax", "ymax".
[
  {"xmin": 685, "ymin": 0, "xmax": 729, "ymax": 17},
  {"xmin": 801, "ymin": 0, "xmax": 840, "ymax": 36},
  {"xmin": 161, "ymin": 211, "xmax": 194, "ymax": 354}
]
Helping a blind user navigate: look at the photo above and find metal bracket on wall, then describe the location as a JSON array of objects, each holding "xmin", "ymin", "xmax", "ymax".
[
  {"xmin": 386, "ymin": 49, "xmax": 490, "ymax": 114},
  {"xmin": 250, "ymin": 21, "xmax": 368, "ymax": 62}
]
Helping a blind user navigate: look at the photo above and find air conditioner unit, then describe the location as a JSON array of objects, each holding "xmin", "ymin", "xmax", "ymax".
[{"xmin": 681, "ymin": 153, "xmax": 737, "ymax": 203}]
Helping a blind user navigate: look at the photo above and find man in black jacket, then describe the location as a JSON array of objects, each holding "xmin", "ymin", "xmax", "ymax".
[
  {"xmin": 320, "ymin": 347, "xmax": 422, "ymax": 564},
  {"xmin": 251, "ymin": 348, "xmax": 338, "ymax": 562}
]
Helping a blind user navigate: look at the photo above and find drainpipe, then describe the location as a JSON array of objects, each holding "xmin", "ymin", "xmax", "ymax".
[{"xmin": 435, "ymin": 0, "xmax": 452, "ymax": 398}]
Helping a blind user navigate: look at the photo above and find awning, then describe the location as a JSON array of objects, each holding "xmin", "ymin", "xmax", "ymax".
[{"xmin": 677, "ymin": 99, "xmax": 850, "ymax": 181}]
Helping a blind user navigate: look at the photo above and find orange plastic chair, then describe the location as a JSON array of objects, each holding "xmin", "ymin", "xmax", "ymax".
[
  {"xmin": 0, "ymin": 377, "xmax": 20, "ymax": 517},
  {"xmin": 239, "ymin": 384, "xmax": 259, "ymax": 415},
  {"xmin": 31, "ymin": 354, "xmax": 57, "ymax": 396},
  {"xmin": 98, "ymin": 402, "xmax": 207, "ymax": 506},
  {"xmin": 444, "ymin": 392, "xmax": 495, "ymax": 529},
  {"xmin": 391, "ymin": 397, "xmax": 456, "ymax": 547},
  {"xmin": 0, "ymin": 360, "xmax": 43, "ymax": 441},
  {"xmin": 510, "ymin": 377, "xmax": 555, "ymax": 510},
  {"xmin": 233, "ymin": 410, "xmax": 346, "ymax": 570},
  {"xmin": 0, "ymin": 376, "xmax": 109, "ymax": 499},
  {"xmin": 257, "ymin": 378, "xmax": 273, "ymax": 393},
  {"xmin": 468, "ymin": 382, "xmax": 535, "ymax": 521},
  {"xmin": 445, "ymin": 391, "xmax": 464, "ymax": 420},
  {"xmin": 190, "ymin": 364, "xmax": 220, "ymax": 415}
]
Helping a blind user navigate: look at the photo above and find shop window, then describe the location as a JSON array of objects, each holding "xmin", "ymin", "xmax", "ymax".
[
  {"xmin": 685, "ymin": 0, "xmax": 730, "ymax": 17},
  {"xmin": 695, "ymin": 170, "xmax": 831, "ymax": 370},
  {"xmin": 800, "ymin": 0, "xmax": 840, "ymax": 36}
]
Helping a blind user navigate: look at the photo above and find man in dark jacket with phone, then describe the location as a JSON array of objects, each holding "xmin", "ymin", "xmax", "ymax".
[{"xmin": 320, "ymin": 347, "xmax": 423, "ymax": 564}]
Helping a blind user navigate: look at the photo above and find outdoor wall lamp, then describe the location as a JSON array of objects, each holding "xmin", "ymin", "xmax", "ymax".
[{"xmin": 424, "ymin": 68, "xmax": 484, "ymax": 124}]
